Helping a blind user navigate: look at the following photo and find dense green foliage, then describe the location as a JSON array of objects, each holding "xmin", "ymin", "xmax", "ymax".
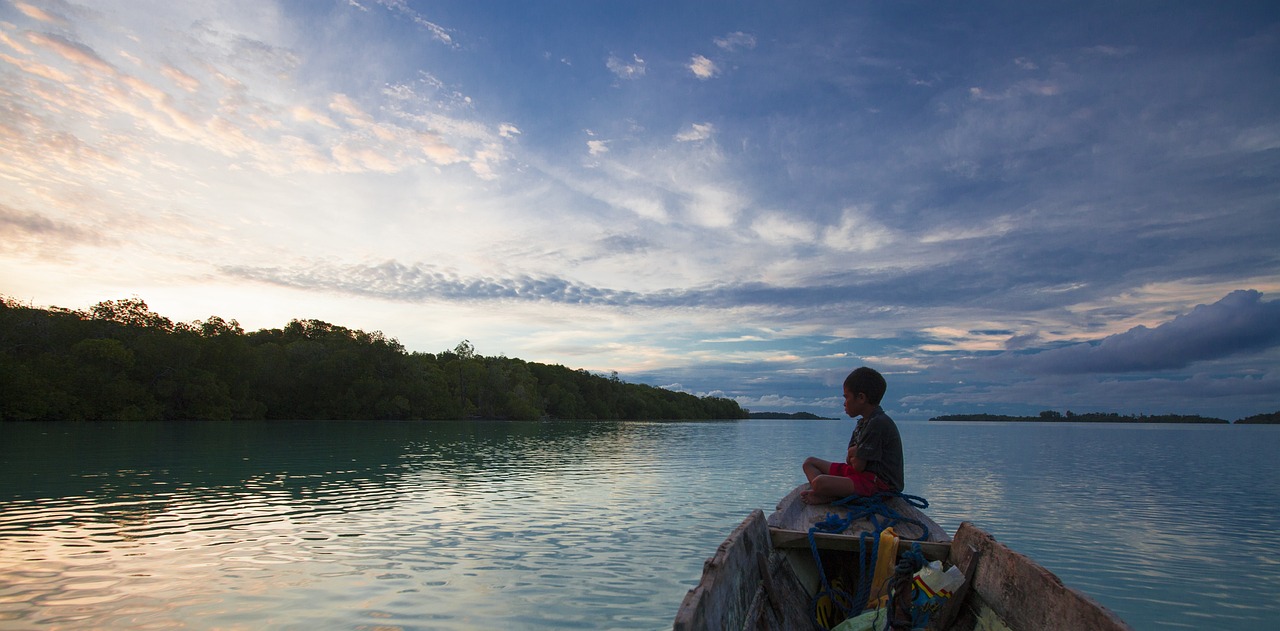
[
  {"xmin": 0, "ymin": 297, "xmax": 746, "ymax": 422},
  {"xmin": 930, "ymin": 410, "xmax": 1235, "ymax": 424}
]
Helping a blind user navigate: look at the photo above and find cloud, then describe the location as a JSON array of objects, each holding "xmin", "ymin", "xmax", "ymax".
[
  {"xmin": 675, "ymin": 122, "xmax": 714, "ymax": 142},
  {"xmin": 714, "ymin": 32, "xmax": 756, "ymax": 51},
  {"xmin": 291, "ymin": 105, "xmax": 339, "ymax": 128},
  {"xmin": 159, "ymin": 64, "xmax": 201, "ymax": 92},
  {"xmin": 594, "ymin": 234, "xmax": 650, "ymax": 255},
  {"xmin": 750, "ymin": 213, "xmax": 816, "ymax": 245},
  {"xmin": 366, "ymin": 0, "xmax": 456, "ymax": 47},
  {"xmin": 14, "ymin": 2, "xmax": 64, "ymax": 25},
  {"xmin": 223, "ymin": 260, "xmax": 649, "ymax": 306},
  {"xmin": 3, "ymin": 2, "xmax": 1277, "ymax": 421},
  {"xmin": 218, "ymin": 258, "xmax": 928, "ymax": 312},
  {"xmin": 987, "ymin": 290, "xmax": 1280, "ymax": 374},
  {"xmin": 918, "ymin": 214, "xmax": 1016, "ymax": 244},
  {"xmin": 1086, "ymin": 45, "xmax": 1136, "ymax": 58},
  {"xmin": 587, "ymin": 139, "xmax": 609, "ymax": 156},
  {"xmin": 0, "ymin": 29, "xmax": 35, "ymax": 56},
  {"xmin": 740, "ymin": 393, "xmax": 812, "ymax": 409},
  {"xmin": 0, "ymin": 204, "xmax": 100, "ymax": 246},
  {"xmin": 967, "ymin": 80, "xmax": 1061, "ymax": 101},
  {"xmin": 689, "ymin": 54, "xmax": 718, "ymax": 79},
  {"xmin": 27, "ymin": 31, "xmax": 115, "ymax": 75},
  {"xmin": 606, "ymin": 54, "xmax": 646, "ymax": 80},
  {"xmin": 6, "ymin": 22, "xmax": 509, "ymax": 181},
  {"xmin": 821, "ymin": 205, "xmax": 897, "ymax": 253},
  {"xmin": 329, "ymin": 93, "xmax": 366, "ymax": 120},
  {"xmin": 0, "ymin": 50, "xmax": 69, "ymax": 81},
  {"xmin": 660, "ymin": 382, "xmax": 744, "ymax": 401},
  {"xmin": 550, "ymin": 133, "xmax": 749, "ymax": 229}
]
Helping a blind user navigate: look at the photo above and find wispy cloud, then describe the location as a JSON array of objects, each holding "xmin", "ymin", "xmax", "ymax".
[
  {"xmin": 13, "ymin": 2, "xmax": 64, "ymax": 25},
  {"xmin": 606, "ymin": 53, "xmax": 646, "ymax": 80},
  {"xmin": 3, "ymin": 20, "xmax": 512, "ymax": 184},
  {"xmin": 361, "ymin": 0, "xmax": 456, "ymax": 47},
  {"xmin": 714, "ymin": 32, "xmax": 756, "ymax": 51},
  {"xmin": 219, "ymin": 258, "xmax": 862, "ymax": 310},
  {"xmin": 675, "ymin": 122, "xmax": 715, "ymax": 142}
]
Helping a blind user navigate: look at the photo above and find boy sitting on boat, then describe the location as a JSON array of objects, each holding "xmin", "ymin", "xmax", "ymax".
[{"xmin": 800, "ymin": 366, "xmax": 904, "ymax": 504}]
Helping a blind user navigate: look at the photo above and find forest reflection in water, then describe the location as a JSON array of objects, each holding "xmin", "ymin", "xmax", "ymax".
[
  {"xmin": 2, "ymin": 419, "xmax": 1278, "ymax": 630},
  {"xmin": 1, "ymin": 420, "xmax": 762, "ymax": 629}
]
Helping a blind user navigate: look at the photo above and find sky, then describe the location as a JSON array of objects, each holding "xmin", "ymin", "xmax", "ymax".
[{"xmin": 2, "ymin": 1, "xmax": 1279, "ymax": 421}]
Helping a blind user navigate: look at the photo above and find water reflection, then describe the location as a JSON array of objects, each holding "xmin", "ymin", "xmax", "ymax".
[
  {"xmin": 901, "ymin": 421, "xmax": 1280, "ymax": 630},
  {"xmin": 1, "ymin": 420, "xmax": 1278, "ymax": 630},
  {"xmin": 0, "ymin": 420, "xmax": 755, "ymax": 629}
]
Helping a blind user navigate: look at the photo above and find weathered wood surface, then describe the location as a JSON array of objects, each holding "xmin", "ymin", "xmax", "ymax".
[
  {"xmin": 765, "ymin": 484, "xmax": 952, "ymax": 543},
  {"xmin": 770, "ymin": 528, "xmax": 952, "ymax": 562},
  {"xmin": 675, "ymin": 489, "xmax": 1133, "ymax": 631},
  {"xmin": 673, "ymin": 509, "xmax": 815, "ymax": 631},
  {"xmin": 927, "ymin": 537, "xmax": 980, "ymax": 631},
  {"xmin": 945, "ymin": 522, "xmax": 1132, "ymax": 631}
]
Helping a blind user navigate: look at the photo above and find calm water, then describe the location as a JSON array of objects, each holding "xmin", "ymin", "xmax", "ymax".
[{"xmin": 1, "ymin": 419, "xmax": 1278, "ymax": 630}]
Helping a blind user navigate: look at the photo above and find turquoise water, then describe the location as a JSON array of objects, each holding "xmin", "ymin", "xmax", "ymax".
[{"xmin": 1, "ymin": 419, "xmax": 1277, "ymax": 630}]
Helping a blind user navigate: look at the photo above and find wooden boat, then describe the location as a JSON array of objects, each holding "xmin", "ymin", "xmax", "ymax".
[{"xmin": 673, "ymin": 484, "xmax": 1131, "ymax": 631}]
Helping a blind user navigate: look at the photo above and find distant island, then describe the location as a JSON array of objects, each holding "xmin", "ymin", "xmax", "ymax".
[
  {"xmin": 927, "ymin": 410, "xmax": 1277, "ymax": 424},
  {"xmin": 1236, "ymin": 411, "xmax": 1280, "ymax": 424},
  {"xmin": 747, "ymin": 411, "xmax": 837, "ymax": 420}
]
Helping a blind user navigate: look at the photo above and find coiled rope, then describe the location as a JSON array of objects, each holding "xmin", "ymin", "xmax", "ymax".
[
  {"xmin": 807, "ymin": 491, "xmax": 931, "ymax": 631},
  {"xmin": 887, "ymin": 543, "xmax": 927, "ymax": 630}
]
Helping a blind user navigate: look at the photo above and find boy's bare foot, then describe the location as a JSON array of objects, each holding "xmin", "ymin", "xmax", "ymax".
[{"xmin": 800, "ymin": 490, "xmax": 832, "ymax": 505}]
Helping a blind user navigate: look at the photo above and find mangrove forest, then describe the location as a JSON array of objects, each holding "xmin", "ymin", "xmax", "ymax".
[{"xmin": 0, "ymin": 296, "xmax": 746, "ymax": 422}]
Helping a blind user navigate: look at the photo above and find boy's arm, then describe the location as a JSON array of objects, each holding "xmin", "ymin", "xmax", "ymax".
[{"xmin": 845, "ymin": 445, "xmax": 867, "ymax": 471}]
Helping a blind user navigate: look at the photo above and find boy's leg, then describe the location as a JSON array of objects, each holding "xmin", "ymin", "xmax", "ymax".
[
  {"xmin": 802, "ymin": 469, "xmax": 886, "ymax": 504},
  {"xmin": 802, "ymin": 456, "xmax": 834, "ymax": 484},
  {"xmin": 802, "ymin": 474, "xmax": 863, "ymax": 504}
]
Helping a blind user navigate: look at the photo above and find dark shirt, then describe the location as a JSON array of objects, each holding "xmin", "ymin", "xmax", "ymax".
[{"xmin": 847, "ymin": 406, "xmax": 904, "ymax": 492}]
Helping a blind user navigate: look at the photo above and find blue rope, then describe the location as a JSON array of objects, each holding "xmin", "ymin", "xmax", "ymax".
[
  {"xmin": 852, "ymin": 529, "xmax": 878, "ymax": 617},
  {"xmin": 808, "ymin": 512, "xmax": 854, "ymax": 628},
  {"xmin": 899, "ymin": 541, "xmax": 927, "ymax": 569},
  {"xmin": 806, "ymin": 491, "xmax": 932, "ymax": 631},
  {"xmin": 832, "ymin": 491, "xmax": 931, "ymax": 542},
  {"xmin": 887, "ymin": 542, "xmax": 927, "ymax": 629}
]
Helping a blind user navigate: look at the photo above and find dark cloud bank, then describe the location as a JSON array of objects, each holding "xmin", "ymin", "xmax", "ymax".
[{"xmin": 981, "ymin": 290, "xmax": 1280, "ymax": 374}]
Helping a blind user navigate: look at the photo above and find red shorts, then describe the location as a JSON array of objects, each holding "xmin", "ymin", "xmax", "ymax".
[{"xmin": 828, "ymin": 462, "xmax": 893, "ymax": 496}]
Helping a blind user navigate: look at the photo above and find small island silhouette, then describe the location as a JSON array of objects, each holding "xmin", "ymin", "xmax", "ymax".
[
  {"xmin": 747, "ymin": 411, "xmax": 838, "ymax": 420},
  {"xmin": 930, "ymin": 410, "xmax": 1280, "ymax": 424}
]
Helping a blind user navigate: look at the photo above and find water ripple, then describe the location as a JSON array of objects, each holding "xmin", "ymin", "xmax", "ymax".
[{"xmin": 2, "ymin": 420, "xmax": 1278, "ymax": 629}]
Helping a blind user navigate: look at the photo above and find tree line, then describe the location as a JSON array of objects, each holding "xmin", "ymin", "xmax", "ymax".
[
  {"xmin": 0, "ymin": 296, "xmax": 746, "ymax": 422},
  {"xmin": 746, "ymin": 411, "xmax": 836, "ymax": 420},
  {"xmin": 927, "ymin": 410, "xmax": 1279, "ymax": 424}
]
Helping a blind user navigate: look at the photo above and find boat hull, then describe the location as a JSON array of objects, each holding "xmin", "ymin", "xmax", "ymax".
[
  {"xmin": 673, "ymin": 508, "xmax": 812, "ymax": 631},
  {"xmin": 673, "ymin": 485, "xmax": 1131, "ymax": 631}
]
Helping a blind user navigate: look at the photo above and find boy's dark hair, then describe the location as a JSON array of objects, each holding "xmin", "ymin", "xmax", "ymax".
[{"xmin": 843, "ymin": 366, "xmax": 887, "ymax": 405}]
